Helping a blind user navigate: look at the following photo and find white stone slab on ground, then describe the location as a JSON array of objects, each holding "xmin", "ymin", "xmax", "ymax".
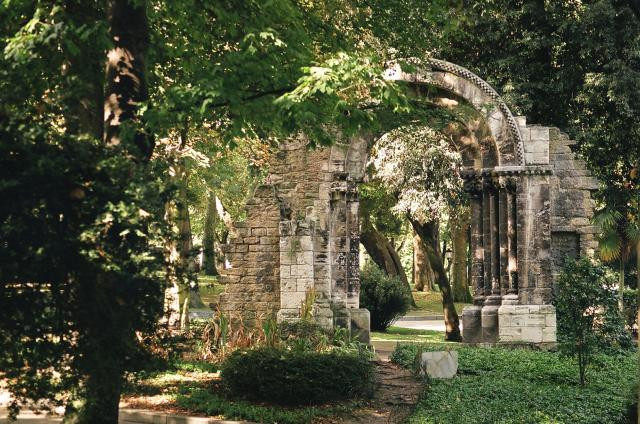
[{"xmin": 420, "ymin": 351, "xmax": 458, "ymax": 379}]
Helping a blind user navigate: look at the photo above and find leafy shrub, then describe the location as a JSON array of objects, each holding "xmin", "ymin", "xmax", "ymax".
[
  {"xmin": 221, "ymin": 347, "xmax": 374, "ymax": 405},
  {"xmin": 623, "ymin": 289, "xmax": 638, "ymax": 332},
  {"xmin": 625, "ymin": 380, "xmax": 639, "ymax": 424},
  {"xmin": 554, "ymin": 257, "xmax": 632, "ymax": 385},
  {"xmin": 359, "ymin": 262, "xmax": 411, "ymax": 331},
  {"xmin": 389, "ymin": 343, "xmax": 421, "ymax": 369}
]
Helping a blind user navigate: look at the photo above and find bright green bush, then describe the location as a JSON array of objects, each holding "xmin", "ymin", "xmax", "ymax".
[
  {"xmin": 554, "ymin": 258, "xmax": 633, "ymax": 385},
  {"xmin": 359, "ymin": 262, "xmax": 411, "ymax": 331},
  {"xmin": 221, "ymin": 347, "xmax": 374, "ymax": 405},
  {"xmin": 391, "ymin": 343, "xmax": 638, "ymax": 424}
]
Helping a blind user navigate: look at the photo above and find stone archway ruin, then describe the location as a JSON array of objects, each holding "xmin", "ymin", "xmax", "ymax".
[{"xmin": 219, "ymin": 59, "xmax": 599, "ymax": 346}]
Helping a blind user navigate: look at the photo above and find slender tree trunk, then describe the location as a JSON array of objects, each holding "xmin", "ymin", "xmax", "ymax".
[
  {"xmin": 361, "ymin": 223, "xmax": 415, "ymax": 306},
  {"xmin": 175, "ymin": 158, "xmax": 204, "ymax": 310},
  {"xmin": 214, "ymin": 196, "xmax": 233, "ymax": 270},
  {"xmin": 409, "ymin": 218, "xmax": 462, "ymax": 341},
  {"xmin": 451, "ymin": 213, "xmax": 472, "ymax": 303},
  {"xmin": 203, "ymin": 191, "xmax": 219, "ymax": 275},
  {"xmin": 619, "ymin": 257, "xmax": 625, "ymax": 313},
  {"xmin": 413, "ymin": 232, "xmax": 434, "ymax": 291},
  {"xmin": 215, "ymin": 195, "xmax": 234, "ymax": 228}
]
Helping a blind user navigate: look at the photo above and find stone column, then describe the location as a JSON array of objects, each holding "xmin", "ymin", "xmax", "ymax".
[
  {"xmin": 330, "ymin": 178, "xmax": 370, "ymax": 343},
  {"xmin": 469, "ymin": 178, "xmax": 485, "ymax": 303},
  {"xmin": 482, "ymin": 177, "xmax": 501, "ymax": 343},
  {"xmin": 461, "ymin": 175, "xmax": 484, "ymax": 343},
  {"xmin": 498, "ymin": 179, "xmax": 509, "ymax": 295},
  {"xmin": 505, "ymin": 177, "xmax": 519, "ymax": 301},
  {"xmin": 346, "ymin": 183, "xmax": 360, "ymax": 309},
  {"xmin": 489, "ymin": 183, "xmax": 501, "ymax": 297},
  {"xmin": 329, "ymin": 180, "xmax": 348, "ymax": 312},
  {"xmin": 481, "ymin": 178, "xmax": 493, "ymax": 297}
]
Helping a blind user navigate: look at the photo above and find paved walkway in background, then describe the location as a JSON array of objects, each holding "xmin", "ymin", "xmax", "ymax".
[
  {"xmin": 0, "ymin": 407, "xmax": 247, "ymax": 423},
  {"xmin": 0, "ymin": 408, "xmax": 62, "ymax": 423},
  {"xmin": 395, "ymin": 314, "xmax": 461, "ymax": 333}
]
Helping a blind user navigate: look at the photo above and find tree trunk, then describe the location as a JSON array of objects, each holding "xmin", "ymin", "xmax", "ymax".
[
  {"xmin": 360, "ymin": 223, "xmax": 416, "ymax": 307},
  {"xmin": 215, "ymin": 195, "xmax": 234, "ymax": 228},
  {"xmin": 104, "ymin": 1, "xmax": 152, "ymax": 157},
  {"xmin": 202, "ymin": 191, "xmax": 219, "ymax": 275},
  {"xmin": 68, "ymin": 2, "xmax": 151, "ymax": 423},
  {"xmin": 451, "ymin": 213, "xmax": 472, "ymax": 303},
  {"xmin": 409, "ymin": 218, "xmax": 462, "ymax": 341},
  {"xmin": 413, "ymin": 232, "xmax": 434, "ymax": 291},
  {"xmin": 619, "ymin": 257, "xmax": 625, "ymax": 313}
]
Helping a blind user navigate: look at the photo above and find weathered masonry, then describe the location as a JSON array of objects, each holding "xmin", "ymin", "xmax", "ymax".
[
  {"xmin": 219, "ymin": 59, "xmax": 598, "ymax": 346},
  {"xmin": 219, "ymin": 135, "xmax": 371, "ymax": 341}
]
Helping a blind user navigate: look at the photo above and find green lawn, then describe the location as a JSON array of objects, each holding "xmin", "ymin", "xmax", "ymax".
[
  {"xmin": 391, "ymin": 343, "xmax": 637, "ymax": 424},
  {"xmin": 371, "ymin": 326, "xmax": 458, "ymax": 344},
  {"xmin": 410, "ymin": 290, "xmax": 471, "ymax": 316},
  {"xmin": 197, "ymin": 274, "xmax": 225, "ymax": 306}
]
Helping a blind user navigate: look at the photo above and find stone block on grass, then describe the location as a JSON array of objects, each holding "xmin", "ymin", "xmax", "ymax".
[{"xmin": 420, "ymin": 351, "xmax": 458, "ymax": 379}]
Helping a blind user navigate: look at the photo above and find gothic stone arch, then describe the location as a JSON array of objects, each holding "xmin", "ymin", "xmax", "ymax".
[{"xmin": 219, "ymin": 60, "xmax": 598, "ymax": 346}]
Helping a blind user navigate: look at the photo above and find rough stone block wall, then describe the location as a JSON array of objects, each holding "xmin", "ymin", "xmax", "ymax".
[
  {"xmin": 514, "ymin": 120, "xmax": 598, "ymax": 304},
  {"xmin": 219, "ymin": 135, "xmax": 367, "ymax": 327},
  {"xmin": 218, "ymin": 185, "xmax": 281, "ymax": 324},
  {"xmin": 498, "ymin": 304, "xmax": 556, "ymax": 344},
  {"xmin": 548, "ymin": 127, "xmax": 598, "ymax": 283}
]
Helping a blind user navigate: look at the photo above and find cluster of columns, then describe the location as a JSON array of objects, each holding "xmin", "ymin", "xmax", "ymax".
[
  {"xmin": 329, "ymin": 176, "xmax": 361, "ymax": 310},
  {"xmin": 464, "ymin": 174, "xmax": 519, "ymax": 343}
]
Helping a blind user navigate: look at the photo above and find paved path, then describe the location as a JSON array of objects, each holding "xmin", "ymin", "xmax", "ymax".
[
  {"xmin": 395, "ymin": 314, "xmax": 463, "ymax": 332},
  {"xmin": 313, "ymin": 361, "xmax": 423, "ymax": 424},
  {"xmin": 0, "ymin": 408, "xmax": 61, "ymax": 423}
]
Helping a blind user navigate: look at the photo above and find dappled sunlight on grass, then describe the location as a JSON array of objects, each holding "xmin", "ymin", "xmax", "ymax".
[
  {"xmin": 197, "ymin": 274, "xmax": 226, "ymax": 305},
  {"xmin": 371, "ymin": 326, "xmax": 460, "ymax": 344},
  {"xmin": 121, "ymin": 360, "xmax": 221, "ymax": 411},
  {"xmin": 410, "ymin": 291, "xmax": 470, "ymax": 315}
]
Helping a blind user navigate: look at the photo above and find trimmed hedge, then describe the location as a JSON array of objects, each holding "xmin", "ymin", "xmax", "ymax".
[{"xmin": 221, "ymin": 347, "xmax": 374, "ymax": 405}]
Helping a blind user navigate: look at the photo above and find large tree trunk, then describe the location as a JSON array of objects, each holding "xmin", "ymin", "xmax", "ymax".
[
  {"xmin": 202, "ymin": 191, "xmax": 219, "ymax": 275},
  {"xmin": 413, "ymin": 232, "xmax": 435, "ymax": 291},
  {"xmin": 66, "ymin": 2, "xmax": 150, "ymax": 423},
  {"xmin": 451, "ymin": 213, "xmax": 472, "ymax": 303},
  {"xmin": 361, "ymin": 223, "xmax": 416, "ymax": 306},
  {"xmin": 409, "ymin": 218, "xmax": 462, "ymax": 341}
]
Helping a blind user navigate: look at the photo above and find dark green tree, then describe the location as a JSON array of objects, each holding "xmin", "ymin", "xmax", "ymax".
[{"xmin": 1, "ymin": 1, "xmax": 168, "ymax": 422}]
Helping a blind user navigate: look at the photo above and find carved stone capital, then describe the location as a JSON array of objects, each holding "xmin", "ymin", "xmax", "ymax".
[
  {"xmin": 505, "ymin": 176, "xmax": 518, "ymax": 193},
  {"xmin": 463, "ymin": 175, "xmax": 483, "ymax": 197}
]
